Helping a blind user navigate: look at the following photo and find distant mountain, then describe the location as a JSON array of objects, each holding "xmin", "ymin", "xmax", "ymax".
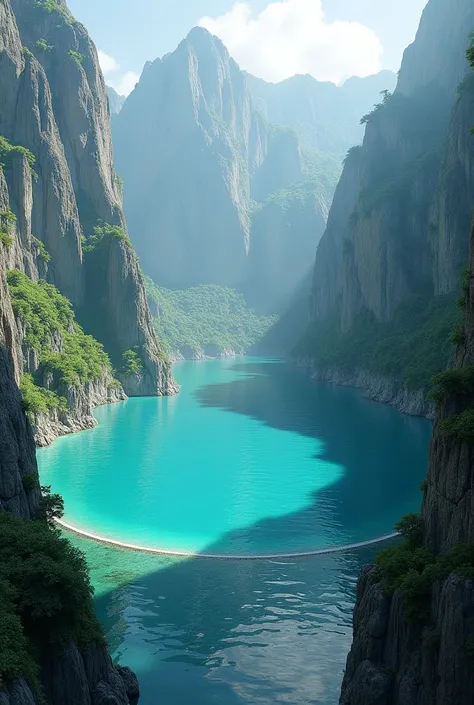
[
  {"xmin": 112, "ymin": 28, "xmax": 396, "ymax": 315},
  {"xmin": 107, "ymin": 86, "xmax": 125, "ymax": 114},
  {"xmin": 246, "ymin": 70, "xmax": 397, "ymax": 158},
  {"xmin": 113, "ymin": 27, "xmax": 339, "ymax": 312}
]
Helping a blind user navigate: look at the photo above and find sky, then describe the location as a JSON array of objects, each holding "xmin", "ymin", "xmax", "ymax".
[{"xmin": 68, "ymin": 0, "xmax": 429, "ymax": 95}]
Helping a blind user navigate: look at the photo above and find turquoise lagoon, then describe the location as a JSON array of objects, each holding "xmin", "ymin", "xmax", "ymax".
[
  {"xmin": 38, "ymin": 358, "xmax": 433, "ymax": 704},
  {"xmin": 38, "ymin": 358, "xmax": 432, "ymax": 556}
]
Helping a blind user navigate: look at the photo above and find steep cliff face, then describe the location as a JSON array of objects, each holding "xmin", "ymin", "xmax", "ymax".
[
  {"xmin": 0, "ymin": 253, "xmax": 137, "ymax": 705},
  {"xmin": 339, "ymin": 7, "xmax": 474, "ymax": 700},
  {"xmin": 246, "ymin": 70, "xmax": 397, "ymax": 157},
  {"xmin": 298, "ymin": 0, "xmax": 474, "ymax": 413},
  {"xmin": 107, "ymin": 86, "xmax": 125, "ymax": 115},
  {"xmin": 340, "ymin": 228, "xmax": 474, "ymax": 705},
  {"xmin": 311, "ymin": 0, "xmax": 474, "ymax": 332},
  {"xmin": 112, "ymin": 27, "xmax": 336, "ymax": 313},
  {"xmin": 0, "ymin": 0, "xmax": 176, "ymax": 445}
]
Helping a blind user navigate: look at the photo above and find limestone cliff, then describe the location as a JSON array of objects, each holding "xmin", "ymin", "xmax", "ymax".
[
  {"xmin": 311, "ymin": 0, "xmax": 474, "ymax": 331},
  {"xmin": 112, "ymin": 27, "xmax": 337, "ymax": 313},
  {"xmin": 0, "ymin": 0, "xmax": 176, "ymax": 446},
  {"xmin": 339, "ymin": 223, "xmax": 474, "ymax": 705},
  {"xmin": 246, "ymin": 70, "xmax": 397, "ymax": 157},
  {"xmin": 298, "ymin": 0, "xmax": 474, "ymax": 412},
  {"xmin": 0, "ymin": 233, "xmax": 138, "ymax": 705},
  {"xmin": 107, "ymin": 86, "xmax": 125, "ymax": 115},
  {"xmin": 339, "ymin": 3, "xmax": 474, "ymax": 701}
]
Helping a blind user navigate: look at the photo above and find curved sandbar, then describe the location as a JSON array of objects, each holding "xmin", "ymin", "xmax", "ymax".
[{"xmin": 56, "ymin": 518, "xmax": 399, "ymax": 559}]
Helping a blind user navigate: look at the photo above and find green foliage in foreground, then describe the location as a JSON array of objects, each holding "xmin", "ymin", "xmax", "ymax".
[
  {"xmin": 34, "ymin": 0, "xmax": 73, "ymax": 24},
  {"xmin": 439, "ymin": 409, "xmax": 474, "ymax": 444},
  {"xmin": 431, "ymin": 367, "xmax": 474, "ymax": 404},
  {"xmin": 35, "ymin": 38, "xmax": 54, "ymax": 53},
  {"xmin": 68, "ymin": 50, "xmax": 85, "ymax": 66},
  {"xmin": 0, "ymin": 511, "xmax": 102, "ymax": 694},
  {"xmin": 32, "ymin": 237, "xmax": 51, "ymax": 264},
  {"xmin": 7, "ymin": 270, "xmax": 113, "ymax": 392},
  {"xmin": 295, "ymin": 294, "xmax": 461, "ymax": 390},
  {"xmin": 145, "ymin": 278, "xmax": 278, "ymax": 357},
  {"xmin": 374, "ymin": 525, "xmax": 474, "ymax": 625},
  {"xmin": 0, "ymin": 209, "xmax": 16, "ymax": 247}
]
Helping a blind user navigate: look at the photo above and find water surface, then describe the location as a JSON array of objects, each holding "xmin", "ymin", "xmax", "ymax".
[
  {"xmin": 75, "ymin": 535, "xmax": 379, "ymax": 705},
  {"xmin": 37, "ymin": 357, "xmax": 432, "ymax": 703},
  {"xmin": 38, "ymin": 358, "xmax": 431, "ymax": 556}
]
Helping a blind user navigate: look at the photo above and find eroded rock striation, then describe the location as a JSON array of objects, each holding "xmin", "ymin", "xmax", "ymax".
[
  {"xmin": 339, "ymin": 2, "xmax": 474, "ymax": 700},
  {"xmin": 340, "ymin": 230, "xmax": 474, "ymax": 705},
  {"xmin": 297, "ymin": 0, "xmax": 474, "ymax": 415},
  {"xmin": 0, "ymin": 0, "xmax": 176, "ymax": 445}
]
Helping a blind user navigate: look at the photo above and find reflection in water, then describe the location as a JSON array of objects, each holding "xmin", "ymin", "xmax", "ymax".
[
  {"xmin": 49, "ymin": 357, "xmax": 430, "ymax": 703},
  {"xmin": 38, "ymin": 358, "xmax": 431, "ymax": 555},
  {"xmin": 74, "ymin": 535, "xmax": 381, "ymax": 705}
]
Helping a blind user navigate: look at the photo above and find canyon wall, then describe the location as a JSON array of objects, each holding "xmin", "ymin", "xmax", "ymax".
[{"xmin": 0, "ymin": 0, "xmax": 176, "ymax": 445}]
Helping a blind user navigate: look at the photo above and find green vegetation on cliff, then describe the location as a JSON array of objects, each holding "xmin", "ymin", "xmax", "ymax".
[
  {"xmin": 20, "ymin": 374, "xmax": 66, "ymax": 416},
  {"xmin": 33, "ymin": 0, "xmax": 73, "ymax": 24},
  {"xmin": 146, "ymin": 277, "xmax": 277, "ymax": 358},
  {"xmin": 82, "ymin": 221, "xmax": 131, "ymax": 253},
  {"xmin": 120, "ymin": 347, "xmax": 144, "ymax": 375},
  {"xmin": 0, "ymin": 209, "xmax": 16, "ymax": 247},
  {"xmin": 0, "ymin": 511, "xmax": 102, "ymax": 695},
  {"xmin": 7, "ymin": 271, "xmax": 117, "ymax": 415},
  {"xmin": 295, "ymin": 294, "xmax": 461, "ymax": 390},
  {"xmin": 0, "ymin": 136, "xmax": 35, "ymax": 169},
  {"xmin": 374, "ymin": 514, "xmax": 474, "ymax": 625}
]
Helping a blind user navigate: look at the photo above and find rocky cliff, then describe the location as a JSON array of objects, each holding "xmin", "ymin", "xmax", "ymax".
[
  {"xmin": 339, "ymin": 224, "xmax": 474, "ymax": 705},
  {"xmin": 0, "ymin": 265, "xmax": 138, "ymax": 705},
  {"xmin": 107, "ymin": 86, "xmax": 125, "ymax": 115},
  {"xmin": 112, "ymin": 27, "xmax": 342, "ymax": 313},
  {"xmin": 298, "ymin": 0, "xmax": 474, "ymax": 412},
  {"xmin": 339, "ymin": 5, "xmax": 474, "ymax": 702},
  {"xmin": 246, "ymin": 70, "xmax": 397, "ymax": 158},
  {"xmin": 311, "ymin": 0, "xmax": 474, "ymax": 330},
  {"xmin": 0, "ymin": 0, "xmax": 176, "ymax": 445}
]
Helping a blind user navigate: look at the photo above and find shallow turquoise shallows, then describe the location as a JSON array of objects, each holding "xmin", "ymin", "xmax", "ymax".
[{"xmin": 37, "ymin": 358, "xmax": 432, "ymax": 556}]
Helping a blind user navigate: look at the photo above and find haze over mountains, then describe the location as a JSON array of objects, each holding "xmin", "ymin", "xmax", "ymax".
[{"xmin": 110, "ymin": 27, "xmax": 396, "ymax": 315}]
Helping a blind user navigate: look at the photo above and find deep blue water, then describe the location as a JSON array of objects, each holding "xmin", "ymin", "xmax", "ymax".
[{"xmin": 37, "ymin": 358, "xmax": 432, "ymax": 703}]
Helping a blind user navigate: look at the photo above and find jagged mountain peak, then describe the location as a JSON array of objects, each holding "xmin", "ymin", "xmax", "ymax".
[{"xmin": 397, "ymin": 0, "xmax": 474, "ymax": 97}]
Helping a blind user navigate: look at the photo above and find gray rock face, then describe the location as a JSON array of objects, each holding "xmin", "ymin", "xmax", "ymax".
[
  {"xmin": 311, "ymin": 0, "xmax": 474, "ymax": 333},
  {"xmin": 0, "ymin": 0, "xmax": 176, "ymax": 417},
  {"xmin": 341, "ymin": 570, "xmax": 474, "ymax": 705},
  {"xmin": 107, "ymin": 87, "xmax": 125, "ymax": 115},
  {"xmin": 112, "ymin": 27, "xmax": 333, "ymax": 312},
  {"xmin": 0, "ymin": 1, "xmax": 143, "ymax": 701},
  {"xmin": 304, "ymin": 365, "xmax": 434, "ymax": 419},
  {"xmin": 246, "ymin": 70, "xmax": 397, "ymax": 157},
  {"xmin": 338, "ymin": 2, "xmax": 474, "ymax": 702},
  {"xmin": 0, "ymin": 269, "xmax": 39, "ymax": 519}
]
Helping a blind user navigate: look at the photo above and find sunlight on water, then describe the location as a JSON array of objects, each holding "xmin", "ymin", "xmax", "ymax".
[{"xmin": 38, "ymin": 358, "xmax": 431, "ymax": 556}]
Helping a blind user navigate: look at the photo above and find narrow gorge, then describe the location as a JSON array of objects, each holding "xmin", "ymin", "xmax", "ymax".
[{"xmin": 1, "ymin": 0, "xmax": 474, "ymax": 704}]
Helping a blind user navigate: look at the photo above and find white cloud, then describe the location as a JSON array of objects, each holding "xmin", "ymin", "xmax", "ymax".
[
  {"xmin": 98, "ymin": 49, "xmax": 139, "ymax": 96},
  {"xmin": 98, "ymin": 49, "xmax": 118, "ymax": 75},
  {"xmin": 108, "ymin": 71, "xmax": 140, "ymax": 97},
  {"xmin": 199, "ymin": 0, "xmax": 383, "ymax": 84}
]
